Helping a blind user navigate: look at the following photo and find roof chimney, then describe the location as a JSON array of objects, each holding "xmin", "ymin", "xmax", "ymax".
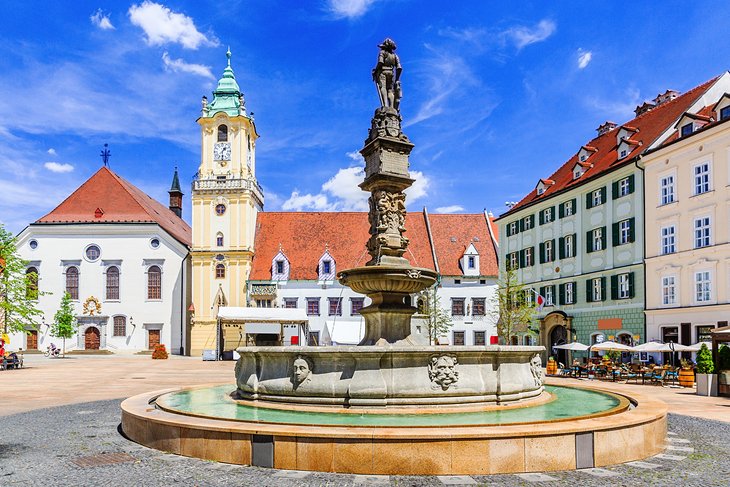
[
  {"xmin": 596, "ymin": 121, "xmax": 618, "ymax": 136},
  {"xmin": 168, "ymin": 167, "xmax": 183, "ymax": 218},
  {"xmin": 653, "ymin": 90, "xmax": 680, "ymax": 106},
  {"xmin": 634, "ymin": 101, "xmax": 656, "ymax": 116}
]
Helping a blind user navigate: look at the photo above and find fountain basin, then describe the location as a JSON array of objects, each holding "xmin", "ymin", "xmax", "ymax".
[
  {"xmin": 234, "ymin": 345, "xmax": 545, "ymax": 407},
  {"xmin": 337, "ymin": 265, "xmax": 438, "ymax": 295}
]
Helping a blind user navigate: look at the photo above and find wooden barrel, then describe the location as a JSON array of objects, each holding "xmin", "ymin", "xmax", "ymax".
[
  {"xmin": 546, "ymin": 358, "xmax": 558, "ymax": 375},
  {"xmin": 678, "ymin": 368, "xmax": 694, "ymax": 388}
]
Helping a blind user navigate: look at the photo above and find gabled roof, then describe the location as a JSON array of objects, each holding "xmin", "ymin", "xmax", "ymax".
[
  {"xmin": 498, "ymin": 76, "xmax": 719, "ymax": 218},
  {"xmin": 427, "ymin": 213, "xmax": 498, "ymax": 276},
  {"xmin": 36, "ymin": 166, "xmax": 191, "ymax": 246}
]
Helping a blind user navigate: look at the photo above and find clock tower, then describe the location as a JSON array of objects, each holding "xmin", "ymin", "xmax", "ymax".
[{"xmin": 189, "ymin": 49, "xmax": 263, "ymax": 356}]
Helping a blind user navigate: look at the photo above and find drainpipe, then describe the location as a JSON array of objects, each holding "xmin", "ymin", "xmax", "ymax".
[{"xmin": 635, "ymin": 156, "xmax": 646, "ymax": 345}]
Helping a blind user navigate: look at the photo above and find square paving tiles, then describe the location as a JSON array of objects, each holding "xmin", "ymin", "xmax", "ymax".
[
  {"xmin": 352, "ymin": 475, "xmax": 391, "ymax": 485},
  {"xmin": 581, "ymin": 468, "xmax": 619, "ymax": 477},
  {"xmin": 624, "ymin": 461, "xmax": 662, "ymax": 469},
  {"xmin": 667, "ymin": 437, "xmax": 691, "ymax": 444},
  {"xmin": 665, "ymin": 445, "xmax": 694, "ymax": 453},
  {"xmin": 654, "ymin": 453, "xmax": 687, "ymax": 461},
  {"xmin": 272, "ymin": 469, "xmax": 312, "ymax": 479},
  {"xmin": 515, "ymin": 473, "xmax": 558, "ymax": 482},
  {"xmin": 437, "ymin": 475, "xmax": 477, "ymax": 485}
]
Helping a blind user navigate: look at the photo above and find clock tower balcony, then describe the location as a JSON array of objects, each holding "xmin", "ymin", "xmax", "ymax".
[{"xmin": 191, "ymin": 173, "xmax": 264, "ymax": 204}]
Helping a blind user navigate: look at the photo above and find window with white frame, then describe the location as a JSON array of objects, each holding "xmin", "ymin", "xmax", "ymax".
[
  {"xmin": 509, "ymin": 252, "xmax": 518, "ymax": 270},
  {"xmin": 592, "ymin": 228, "xmax": 603, "ymax": 251},
  {"xmin": 544, "ymin": 286, "xmax": 554, "ymax": 306},
  {"xmin": 618, "ymin": 177, "xmax": 631, "ymax": 197},
  {"xmin": 544, "ymin": 207, "xmax": 553, "ymax": 222},
  {"xmin": 695, "ymin": 271, "xmax": 711, "ymax": 302},
  {"xmin": 592, "ymin": 278, "xmax": 602, "ymax": 301},
  {"xmin": 509, "ymin": 221, "xmax": 518, "ymax": 235},
  {"xmin": 592, "ymin": 189, "xmax": 603, "ymax": 207},
  {"xmin": 619, "ymin": 220, "xmax": 631, "ymax": 245},
  {"xmin": 661, "ymin": 225, "xmax": 676, "ymax": 255},
  {"xmin": 694, "ymin": 216, "xmax": 711, "ymax": 248},
  {"xmin": 524, "ymin": 247, "xmax": 533, "ymax": 266},
  {"xmin": 681, "ymin": 123, "xmax": 694, "ymax": 137},
  {"xmin": 620, "ymin": 148, "xmax": 627, "ymax": 158},
  {"xmin": 564, "ymin": 234, "xmax": 574, "ymax": 258},
  {"xmin": 660, "ymin": 175, "xmax": 675, "ymax": 205},
  {"xmin": 467, "ymin": 256, "xmax": 476, "ymax": 269},
  {"xmin": 662, "ymin": 276, "xmax": 676, "ymax": 305},
  {"xmin": 694, "ymin": 162, "xmax": 711, "ymax": 195},
  {"xmin": 574, "ymin": 169, "xmax": 582, "ymax": 179},
  {"xmin": 564, "ymin": 200, "xmax": 574, "ymax": 216},
  {"xmin": 544, "ymin": 240, "xmax": 553, "ymax": 262},
  {"xmin": 523, "ymin": 216, "xmax": 533, "ymax": 230},
  {"xmin": 618, "ymin": 273, "xmax": 630, "ymax": 299},
  {"xmin": 565, "ymin": 282, "xmax": 574, "ymax": 304}
]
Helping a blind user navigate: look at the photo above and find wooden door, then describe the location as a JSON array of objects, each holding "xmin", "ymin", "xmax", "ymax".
[
  {"xmin": 27, "ymin": 330, "xmax": 38, "ymax": 350},
  {"xmin": 148, "ymin": 329, "xmax": 160, "ymax": 350},
  {"xmin": 85, "ymin": 327, "xmax": 100, "ymax": 350}
]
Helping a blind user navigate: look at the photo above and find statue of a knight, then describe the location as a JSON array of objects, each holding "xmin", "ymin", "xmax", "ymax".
[{"xmin": 372, "ymin": 38, "xmax": 403, "ymax": 112}]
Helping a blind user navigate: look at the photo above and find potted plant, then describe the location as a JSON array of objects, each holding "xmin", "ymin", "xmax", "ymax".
[
  {"xmin": 695, "ymin": 343, "xmax": 716, "ymax": 396},
  {"xmin": 718, "ymin": 345, "xmax": 730, "ymax": 395},
  {"xmin": 678, "ymin": 359, "xmax": 694, "ymax": 388}
]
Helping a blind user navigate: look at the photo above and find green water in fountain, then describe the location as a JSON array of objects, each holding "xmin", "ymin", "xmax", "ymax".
[{"xmin": 155, "ymin": 385, "xmax": 623, "ymax": 427}]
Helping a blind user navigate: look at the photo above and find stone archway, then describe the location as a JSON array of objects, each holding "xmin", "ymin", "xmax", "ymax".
[
  {"xmin": 85, "ymin": 327, "xmax": 100, "ymax": 350},
  {"xmin": 542, "ymin": 311, "xmax": 571, "ymax": 366}
]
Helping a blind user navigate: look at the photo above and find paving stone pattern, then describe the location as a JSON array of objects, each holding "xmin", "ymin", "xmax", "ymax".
[{"xmin": 1, "ymin": 402, "xmax": 729, "ymax": 486}]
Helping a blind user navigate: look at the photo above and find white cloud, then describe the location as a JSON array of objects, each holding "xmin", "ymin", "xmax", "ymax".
[
  {"xmin": 162, "ymin": 52, "xmax": 214, "ymax": 79},
  {"xmin": 44, "ymin": 162, "xmax": 74, "ymax": 173},
  {"xmin": 327, "ymin": 0, "xmax": 376, "ymax": 19},
  {"xmin": 434, "ymin": 205, "xmax": 464, "ymax": 214},
  {"xmin": 282, "ymin": 165, "xmax": 429, "ymax": 212},
  {"xmin": 90, "ymin": 9, "xmax": 115, "ymax": 30},
  {"xmin": 345, "ymin": 150, "xmax": 362, "ymax": 161},
  {"xmin": 585, "ymin": 87, "xmax": 641, "ymax": 119},
  {"xmin": 504, "ymin": 19, "xmax": 556, "ymax": 49},
  {"xmin": 128, "ymin": 1, "xmax": 217, "ymax": 49},
  {"xmin": 47, "ymin": 148, "xmax": 57, "ymax": 155},
  {"xmin": 577, "ymin": 49, "xmax": 593, "ymax": 69}
]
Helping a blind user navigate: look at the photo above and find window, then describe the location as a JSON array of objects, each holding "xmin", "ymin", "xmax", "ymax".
[
  {"xmin": 472, "ymin": 298, "xmax": 486, "ymax": 316},
  {"xmin": 523, "ymin": 247, "xmax": 533, "ymax": 267},
  {"xmin": 451, "ymin": 298, "xmax": 465, "ymax": 316},
  {"xmin": 508, "ymin": 252, "xmax": 518, "ymax": 270},
  {"xmin": 540, "ymin": 207, "xmax": 553, "ymax": 224},
  {"xmin": 662, "ymin": 276, "xmax": 676, "ymax": 305},
  {"xmin": 147, "ymin": 265, "xmax": 161, "ymax": 299},
  {"xmin": 351, "ymin": 298, "xmax": 364, "ymax": 314},
  {"xmin": 537, "ymin": 187, "xmax": 545, "ymax": 195},
  {"xmin": 697, "ymin": 325, "xmax": 715, "ymax": 342},
  {"xmin": 694, "ymin": 162, "xmax": 711, "ymax": 195},
  {"xmin": 474, "ymin": 331, "xmax": 486, "ymax": 346},
  {"xmin": 523, "ymin": 289, "xmax": 534, "ymax": 306},
  {"xmin": 276, "ymin": 260, "xmax": 285, "ymax": 274},
  {"xmin": 721, "ymin": 106, "xmax": 730, "ymax": 121},
  {"xmin": 453, "ymin": 331, "xmax": 465, "ymax": 346},
  {"xmin": 694, "ymin": 217, "xmax": 711, "ymax": 248},
  {"xmin": 150, "ymin": 238, "xmax": 160, "ymax": 249},
  {"xmin": 586, "ymin": 188, "xmax": 606, "ymax": 209},
  {"xmin": 216, "ymin": 233, "xmax": 224, "ymax": 247},
  {"xmin": 618, "ymin": 273, "xmax": 630, "ymax": 299},
  {"xmin": 563, "ymin": 200, "xmax": 574, "ymax": 216},
  {"xmin": 256, "ymin": 299, "xmax": 272, "ymax": 308},
  {"xmin": 695, "ymin": 271, "xmax": 711, "ymax": 302},
  {"xmin": 544, "ymin": 286, "xmax": 554, "ymax": 306},
  {"xmin": 467, "ymin": 256, "xmax": 475, "ymax": 269},
  {"xmin": 106, "ymin": 266, "xmax": 120, "ymax": 300},
  {"xmin": 661, "ymin": 225, "xmax": 676, "ymax": 255},
  {"xmin": 215, "ymin": 204, "xmax": 226, "ymax": 216},
  {"xmin": 523, "ymin": 216, "xmax": 533, "ymax": 230},
  {"xmin": 328, "ymin": 297, "xmax": 342, "ymax": 316},
  {"xmin": 563, "ymin": 234, "xmax": 575, "ymax": 258},
  {"xmin": 113, "ymin": 316, "xmax": 126, "ymax": 337},
  {"xmin": 591, "ymin": 228, "xmax": 604, "ymax": 252},
  {"xmin": 592, "ymin": 189, "xmax": 603, "ymax": 207},
  {"xmin": 284, "ymin": 298, "xmax": 298, "ymax": 308},
  {"xmin": 618, "ymin": 219, "xmax": 632, "ymax": 245},
  {"xmin": 66, "ymin": 266, "xmax": 79, "ymax": 300},
  {"xmin": 25, "ymin": 267, "xmax": 38, "ymax": 300},
  {"xmin": 29, "ymin": 239, "xmax": 38, "ymax": 250},
  {"xmin": 217, "ymin": 124, "xmax": 228, "ymax": 142},
  {"xmin": 681, "ymin": 123, "xmax": 694, "ymax": 137},
  {"xmin": 574, "ymin": 169, "xmax": 582, "ymax": 180},
  {"xmin": 215, "ymin": 263, "xmax": 225, "ymax": 279},
  {"xmin": 544, "ymin": 240, "xmax": 553, "ymax": 262},
  {"xmin": 660, "ymin": 175, "xmax": 675, "ymax": 205},
  {"xmin": 85, "ymin": 245, "xmax": 100, "ymax": 261},
  {"xmin": 508, "ymin": 221, "xmax": 518, "ymax": 236},
  {"xmin": 564, "ymin": 282, "xmax": 574, "ymax": 305},
  {"xmin": 618, "ymin": 177, "xmax": 631, "ymax": 197},
  {"xmin": 307, "ymin": 331, "xmax": 320, "ymax": 346},
  {"xmin": 592, "ymin": 278, "xmax": 603, "ymax": 302},
  {"xmin": 322, "ymin": 260, "xmax": 332, "ymax": 275},
  {"xmin": 306, "ymin": 298, "xmax": 320, "ymax": 316}
]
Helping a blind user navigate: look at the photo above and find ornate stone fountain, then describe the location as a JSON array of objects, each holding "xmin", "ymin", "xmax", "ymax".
[{"xmin": 233, "ymin": 39, "xmax": 544, "ymax": 407}]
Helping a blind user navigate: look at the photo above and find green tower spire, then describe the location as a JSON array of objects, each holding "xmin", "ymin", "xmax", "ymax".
[{"xmin": 205, "ymin": 47, "xmax": 246, "ymax": 117}]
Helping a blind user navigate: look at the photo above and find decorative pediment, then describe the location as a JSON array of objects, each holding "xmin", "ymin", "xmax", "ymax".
[
  {"xmin": 689, "ymin": 257, "xmax": 718, "ymax": 268},
  {"xmin": 656, "ymin": 263, "xmax": 681, "ymax": 274}
]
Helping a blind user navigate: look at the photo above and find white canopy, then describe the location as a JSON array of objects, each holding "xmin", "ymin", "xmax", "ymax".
[
  {"xmin": 217, "ymin": 306, "xmax": 308, "ymax": 322},
  {"xmin": 685, "ymin": 341, "xmax": 712, "ymax": 352},
  {"xmin": 591, "ymin": 340, "xmax": 634, "ymax": 351},
  {"xmin": 325, "ymin": 320, "xmax": 364, "ymax": 345},
  {"xmin": 631, "ymin": 342, "xmax": 690, "ymax": 352},
  {"xmin": 553, "ymin": 342, "xmax": 589, "ymax": 351}
]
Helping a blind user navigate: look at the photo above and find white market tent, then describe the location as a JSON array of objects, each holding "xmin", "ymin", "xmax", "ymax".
[
  {"xmin": 590, "ymin": 340, "xmax": 634, "ymax": 352},
  {"xmin": 630, "ymin": 342, "xmax": 691, "ymax": 352},
  {"xmin": 553, "ymin": 342, "xmax": 590, "ymax": 351},
  {"xmin": 215, "ymin": 307, "xmax": 309, "ymax": 358},
  {"xmin": 324, "ymin": 320, "xmax": 365, "ymax": 346}
]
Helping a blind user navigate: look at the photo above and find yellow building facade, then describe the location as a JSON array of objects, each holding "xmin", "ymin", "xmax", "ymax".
[{"xmin": 190, "ymin": 50, "xmax": 263, "ymax": 355}]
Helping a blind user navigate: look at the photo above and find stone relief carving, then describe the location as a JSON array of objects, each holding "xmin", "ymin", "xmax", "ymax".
[
  {"xmin": 428, "ymin": 354, "xmax": 459, "ymax": 391},
  {"xmin": 530, "ymin": 354, "xmax": 544, "ymax": 387},
  {"xmin": 366, "ymin": 189, "xmax": 409, "ymax": 263},
  {"xmin": 291, "ymin": 355, "xmax": 314, "ymax": 389}
]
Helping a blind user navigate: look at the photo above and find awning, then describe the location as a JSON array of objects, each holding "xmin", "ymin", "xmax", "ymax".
[
  {"xmin": 217, "ymin": 306, "xmax": 308, "ymax": 322},
  {"xmin": 553, "ymin": 342, "xmax": 589, "ymax": 351},
  {"xmin": 326, "ymin": 320, "xmax": 364, "ymax": 345},
  {"xmin": 244, "ymin": 323, "xmax": 281, "ymax": 334}
]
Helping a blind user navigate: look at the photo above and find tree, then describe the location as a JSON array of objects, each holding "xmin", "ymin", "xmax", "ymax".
[
  {"xmin": 490, "ymin": 266, "xmax": 536, "ymax": 344},
  {"xmin": 0, "ymin": 224, "xmax": 45, "ymax": 334},
  {"xmin": 51, "ymin": 292, "xmax": 77, "ymax": 356},
  {"xmin": 418, "ymin": 285, "xmax": 452, "ymax": 345},
  {"xmin": 696, "ymin": 343, "xmax": 714, "ymax": 374}
]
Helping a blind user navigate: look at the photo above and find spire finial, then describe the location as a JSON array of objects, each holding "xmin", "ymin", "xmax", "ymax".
[
  {"xmin": 100, "ymin": 143, "xmax": 111, "ymax": 167},
  {"xmin": 226, "ymin": 46, "xmax": 231, "ymax": 66}
]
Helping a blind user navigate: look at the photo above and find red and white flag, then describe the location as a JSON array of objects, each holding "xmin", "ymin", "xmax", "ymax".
[{"xmin": 535, "ymin": 292, "xmax": 545, "ymax": 311}]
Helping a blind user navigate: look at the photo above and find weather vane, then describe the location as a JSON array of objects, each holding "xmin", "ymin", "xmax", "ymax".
[{"xmin": 100, "ymin": 143, "xmax": 111, "ymax": 167}]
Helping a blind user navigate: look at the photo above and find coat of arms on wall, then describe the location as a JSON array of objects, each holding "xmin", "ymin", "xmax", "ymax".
[{"xmin": 82, "ymin": 296, "xmax": 102, "ymax": 316}]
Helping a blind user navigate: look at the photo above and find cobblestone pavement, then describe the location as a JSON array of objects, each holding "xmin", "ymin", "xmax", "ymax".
[{"xmin": 1, "ymin": 400, "xmax": 728, "ymax": 486}]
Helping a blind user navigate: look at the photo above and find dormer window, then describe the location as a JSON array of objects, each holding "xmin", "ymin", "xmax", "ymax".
[
  {"xmin": 217, "ymin": 124, "xmax": 228, "ymax": 142},
  {"xmin": 619, "ymin": 149, "xmax": 627, "ymax": 158},
  {"xmin": 574, "ymin": 169, "xmax": 582, "ymax": 179},
  {"xmin": 680, "ymin": 123, "xmax": 694, "ymax": 137},
  {"xmin": 271, "ymin": 249, "xmax": 290, "ymax": 281},
  {"xmin": 537, "ymin": 187, "xmax": 545, "ymax": 195},
  {"xmin": 461, "ymin": 243, "xmax": 480, "ymax": 276},
  {"xmin": 318, "ymin": 249, "xmax": 336, "ymax": 282},
  {"xmin": 580, "ymin": 154, "xmax": 586, "ymax": 162},
  {"xmin": 535, "ymin": 179, "xmax": 554, "ymax": 196},
  {"xmin": 468, "ymin": 256, "xmax": 475, "ymax": 269},
  {"xmin": 721, "ymin": 106, "xmax": 730, "ymax": 121},
  {"xmin": 276, "ymin": 260, "xmax": 284, "ymax": 274},
  {"xmin": 323, "ymin": 260, "xmax": 332, "ymax": 274}
]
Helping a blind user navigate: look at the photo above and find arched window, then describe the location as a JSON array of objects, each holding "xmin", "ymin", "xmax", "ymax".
[
  {"xmin": 113, "ymin": 316, "xmax": 126, "ymax": 337},
  {"xmin": 215, "ymin": 263, "xmax": 226, "ymax": 279},
  {"xmin": 216, "ymin": 233, "xmax": 224, "ymax": 247},
  {"xmin": 26, "ymin": 267, "xmax": 39, "ymax": 300},
  {"xmin": 147, "ymin": 265, "xmax": 161, "ymax": 300},
  {"xmin": 217, "ymin": 124, "xmax": 228, "ymax": 142},
  {"xmin": 106, "ymin": 266, "xmax": 120, "ymax": 300},
  {"xmin": 66, "ymin": 266, "xmax": 79, "ymax": 300}
]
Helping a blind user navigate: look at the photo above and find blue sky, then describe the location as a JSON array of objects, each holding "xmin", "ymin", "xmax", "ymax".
[{"xmin": 2, "ymin": 1, "xmax": 730, "ymax": 233}]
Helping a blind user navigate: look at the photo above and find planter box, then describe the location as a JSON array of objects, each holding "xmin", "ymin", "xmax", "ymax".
[{"xmin": 696, "ymin": 373, "xmax": 718, "ymax": 396}]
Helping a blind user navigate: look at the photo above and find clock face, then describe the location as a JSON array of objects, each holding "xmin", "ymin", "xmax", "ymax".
[{"xmin": 214, "ymin": 142, "xmax": 231, "ymax": 161}]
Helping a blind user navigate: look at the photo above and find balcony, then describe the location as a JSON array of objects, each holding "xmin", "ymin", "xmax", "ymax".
[{"xmin": 191, "ymin": 172, "xmax": 264, "ymax": 202}]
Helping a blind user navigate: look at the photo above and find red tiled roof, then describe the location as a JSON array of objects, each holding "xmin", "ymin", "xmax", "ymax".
[
  {"xmin": 249, "ymin": 211, "xmax": 497, "ymax": 280},
  {"xmin": 500, "ymin": 76, "xmax": 720, "ymax": 217},
  {"xmin": 427, "ymin": 214, "xmax": 499, "ymax": 276},
  {"xmin": 36, "ymin": 167, "xmax": 191, "ymax": 246}
]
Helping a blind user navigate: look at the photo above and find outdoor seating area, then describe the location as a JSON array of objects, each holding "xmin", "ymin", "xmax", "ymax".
[{"xmin": 556, "ymin": 361, "xmax": 684, "ymax": 386}]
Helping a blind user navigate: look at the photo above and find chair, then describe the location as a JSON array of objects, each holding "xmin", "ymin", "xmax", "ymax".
[
  {"xmin": 650, "ymin": 369, "xmax": 667, "ymax": 385},
  {"xmin": 665, "ymin": 367, "xmax": 678, "ymax": 385},
  {"xmin": 559, "ymin": 363, "xmax": 572, "ymax": 376}
]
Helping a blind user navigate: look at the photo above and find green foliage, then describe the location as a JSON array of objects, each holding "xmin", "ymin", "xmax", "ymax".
[
  {"xmin": 604, "ymin": 350, "xmax": 620, "ymax": 362},
  {"xmin": 696, "ymin": 343, "xmax": 715, "ymax": 374},
  {"xmin": 0, "ymin": 224, "xmax": 45, "ymax": 333},
  {"xmin": 51, "ymin": 292, "xmax": 77, "ymax": 355},
  {"xmin": 418, "ymin": 285, "xmax": 452, "ymax": 345},
  {"xmin": 718, "ymin": 344, "xmax": 730, "ymax": 371},
  {"xmin": 490, "ymin": 266, "xmax": 536, "ymax": 344}
]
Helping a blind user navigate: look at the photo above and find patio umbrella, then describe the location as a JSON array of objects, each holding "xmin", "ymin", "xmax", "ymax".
[
  {"xmin": 685, "ymin": 341, "xmax": 712, "ymax": 352},
  {"xmin": 591, "ymin": 340, "xmax": 634, "ymax": 351},
  {"xmin": 631, "ymin": 342, "xmax": 664, "ymax": 352},
  {"xmin": 650, "ymin": 342, "xmax": 691, "ymax": 353},
  {"xmin": 553, "ymin": 342, "xmax": 589, "ymax": 351}
]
